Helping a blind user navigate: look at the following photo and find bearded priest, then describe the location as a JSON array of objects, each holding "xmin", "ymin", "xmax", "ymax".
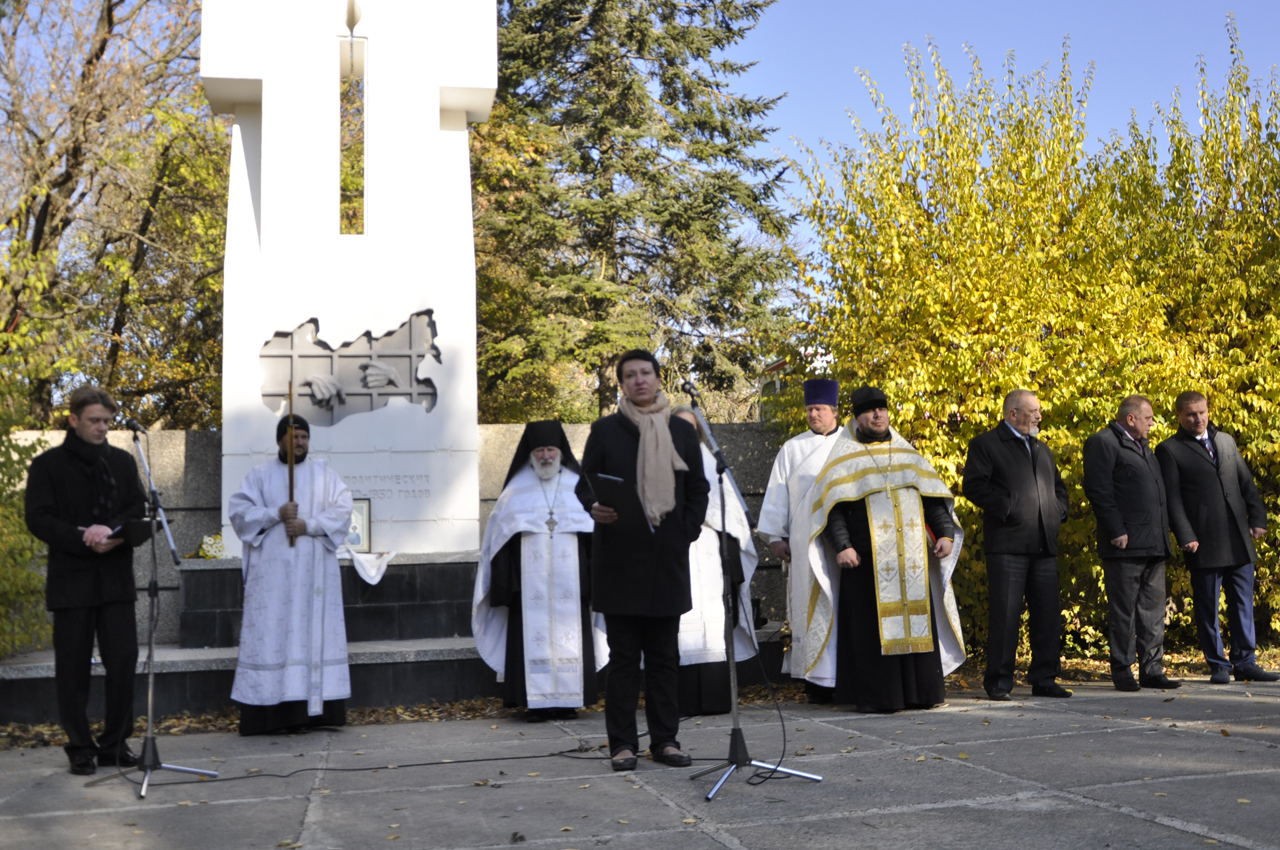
[
  {"xmin": 228, "ymin": 415, "xmax": 354, "ymax": 735},
  {"xmin": 803, "ymin": 386, "xmax": 966, "ymax": 712},
  {"xmin": 473, "ymin": 420, "xmax": 604, "ymax": 721}
]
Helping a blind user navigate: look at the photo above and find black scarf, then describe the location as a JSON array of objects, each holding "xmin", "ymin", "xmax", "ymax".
[
  {"xmin": 63, "ymin": 428, "xmax": 118, "ymax": 522},
  {"xmin": 855, "ymin": 425, "xmax": 892, "ymax": 444}
]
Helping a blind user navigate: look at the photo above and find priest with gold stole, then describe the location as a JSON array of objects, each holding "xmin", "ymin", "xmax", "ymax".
[{"xmin": 803, "ymin": 386, "xmax": 966, "ymax": 712}]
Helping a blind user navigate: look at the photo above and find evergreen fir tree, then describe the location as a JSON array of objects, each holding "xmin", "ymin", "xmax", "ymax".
[{"xmin": 473, "ymin": 0, "xmax": 792, "ymax": 420}]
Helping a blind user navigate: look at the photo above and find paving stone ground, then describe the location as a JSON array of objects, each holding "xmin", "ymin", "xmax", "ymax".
[{"xmin": 1, "ymin": 676, "xmax": 1278, "ymax": 850}]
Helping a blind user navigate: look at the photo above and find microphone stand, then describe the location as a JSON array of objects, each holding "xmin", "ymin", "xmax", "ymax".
[
  {"xmin": 87, "ymin": 425, "xmax": 219, "ymax": 797},
  {"xmin": 682, "ymin": 381, "xmax": 822, "ymax": 800}
]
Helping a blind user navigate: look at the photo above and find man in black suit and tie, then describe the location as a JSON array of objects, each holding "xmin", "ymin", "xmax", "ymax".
[
  {"xmin": 963, "ymin": 389, "xmax": 1072, "ymax": 700},
  {"xmin": 1082, "ymin": 395, "xmax": 1180, "ymax": 691},
  {"xmin": 1155, "ymin": 391, "xmax": 1278, "ymax": 684}
]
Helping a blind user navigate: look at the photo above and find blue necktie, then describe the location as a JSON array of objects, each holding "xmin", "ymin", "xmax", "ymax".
[{"xmin": 1199, "ymin": 435, "xmax": 1216, "ymax": 464}]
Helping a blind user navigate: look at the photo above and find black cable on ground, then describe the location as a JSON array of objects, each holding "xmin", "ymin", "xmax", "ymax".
[{"xmin": 744, "ymin": 635, "xmax": 792, "ymax": 786}]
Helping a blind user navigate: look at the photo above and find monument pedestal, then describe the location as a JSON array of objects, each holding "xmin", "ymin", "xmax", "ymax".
[{"xmin": 178, "ymin": 552, "xmax": 480, "ymax": 649}]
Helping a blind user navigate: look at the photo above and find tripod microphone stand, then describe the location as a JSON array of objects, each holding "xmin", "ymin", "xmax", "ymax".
[
  {"xmin": 681, "ymin": 382, "xmax": 822, "ymax": 800},
  {"xmin": 87, "ymin": 423, "xmax": 219, "ymax": 797}
]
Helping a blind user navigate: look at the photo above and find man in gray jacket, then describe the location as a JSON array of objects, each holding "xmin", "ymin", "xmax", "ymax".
[
  {"xmin": 1083, "ymin": 395, "xmax": 1179, "ymax": 691},
  {"xmin": 1155, "ymin": 391, "xmax": 1278, "ymax": 684}
]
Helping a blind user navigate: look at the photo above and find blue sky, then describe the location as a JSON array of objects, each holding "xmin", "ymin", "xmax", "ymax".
[{"xmin": 730, "ymin": 0, "xmax": 1280, "ymax": 160}]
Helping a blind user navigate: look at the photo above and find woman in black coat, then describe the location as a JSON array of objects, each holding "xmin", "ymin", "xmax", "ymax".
[{"xmin": 575, "ymin": 351, "xmax": 708, "ymax": 771}]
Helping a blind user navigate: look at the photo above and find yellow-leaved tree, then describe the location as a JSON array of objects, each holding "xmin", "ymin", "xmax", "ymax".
[{"xmin": 790, "ymin": 22, "xmax": 1279, "ymax": 656}]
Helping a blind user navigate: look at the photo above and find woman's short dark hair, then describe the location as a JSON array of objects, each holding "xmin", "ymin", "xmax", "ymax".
[
  {"xmin": 68, "ymin": 386, "xmax": 118, "ymax": 416},
  {"xmin": 614, "ymin": 349, "xmax": 662, "ymax": 384}
]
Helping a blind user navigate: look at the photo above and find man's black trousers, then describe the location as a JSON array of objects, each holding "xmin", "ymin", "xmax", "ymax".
[
  {"xmin": 984, "ymin": 553, "xmax": 1061, "ymax": 694},
  {"xmin": 1102, "ymin": 556, "xmax": 1167, "ymax": 680},
  {"xmin": 602, "ymin": 613, "xmax": 681, "ymax": 758},
  {"xmin": 53, "ymin": 601, "xmax": 138, "ymax": 759}
]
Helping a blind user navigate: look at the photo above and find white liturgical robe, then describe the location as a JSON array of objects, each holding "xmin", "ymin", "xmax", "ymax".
[
  {"xmin": 679, "ymin": 444, "xmax": 759, "ymax": 665},
  {"xmin": 229, "ymin": 457, "xmax": 353, "ymax": 715},
  {"xmin": 757, "ymin": 428, "xmax": 841, "ymax": 674},
  {"xmin": 472, "ymin": 465, "xmax": 605, "ymax": 708}
]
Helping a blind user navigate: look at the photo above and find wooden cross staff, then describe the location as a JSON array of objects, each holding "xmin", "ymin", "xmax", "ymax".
[{"xmin": 287, "ymin": 380, "xmax": 296, "ymax": 547}]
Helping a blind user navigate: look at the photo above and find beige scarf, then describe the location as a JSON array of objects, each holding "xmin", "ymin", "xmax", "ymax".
[{"xmin": 618, "ymin": 389, "xmax": 688, "ymax": 525}]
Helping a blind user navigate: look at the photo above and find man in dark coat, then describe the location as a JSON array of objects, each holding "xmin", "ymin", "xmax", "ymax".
[
  {"xmin": 25, "ymin": 386, "xmax": 145, "ymax": 775},
  {"xmin": 1082, "ymin": 395, "xmax": 1179, "ymax": 691},
  {"xmin": 962, "ymin": 389, "xmax": 1071, "ymax": 700},
  {"xmin": 1154, "ymin": 391, "xmax": 1277, "ymax": 683},
  {"xmin": 575, "ymin": 350, "xmax": 709, "ymax": 771}
]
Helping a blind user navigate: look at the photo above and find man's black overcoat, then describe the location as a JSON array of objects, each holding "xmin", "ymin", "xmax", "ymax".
[
  {"xmin": 25, "ymin": 432, "xmax": 145, "ymax": 610},
  {"xmin": 962, "ymin": 424, "xmax": 1069, "ymax": 555},
  {"xmin": 1082, "ymin": 422, "xmax": 1171, "ymax": 559},
  {"xmin": 574, "ymin": 413, "xmax": 709, "ymax": 617},
  {"xmin": 1154, "ymin": 426, "xmax": 1266, "ymax": 570}
]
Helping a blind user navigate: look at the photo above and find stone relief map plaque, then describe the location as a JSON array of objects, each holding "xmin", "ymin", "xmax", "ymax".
[{"xmin": 260, "ymin": 310, "xmax": 442, "ymax": 425}]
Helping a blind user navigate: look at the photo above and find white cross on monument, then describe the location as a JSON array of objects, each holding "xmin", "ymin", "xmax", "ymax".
[{"xmin": 201, "ymin": 0, "xmax": 496, "ymax": 555}]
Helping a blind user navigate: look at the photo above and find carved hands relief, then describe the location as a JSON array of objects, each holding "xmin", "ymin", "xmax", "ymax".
[{"xmin": 260, "ymin": 310, "xmax": 441, "ymax": 425}]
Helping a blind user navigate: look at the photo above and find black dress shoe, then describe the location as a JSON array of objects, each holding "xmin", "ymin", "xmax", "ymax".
[
  {"xmin": 1209, "ymin": 667, "xmax": 1231, "ymax": 684},
  {"xmin": 1031, "ymin": 683, "xmax": 1073, "ymax": 698},
  {"xmin": 652, "ymin": 747, "xmax": 693, "ymax": 768},
  {"xmin": 986, "ymin": 690, "xmax": 1011, "ymax": 702},
  {"xmin": 98, "ymin": 746, "xmax": 139, "ymax": 768},
  {"xmin": 1138, "ymin": 674, "xmax": 1181, "ymax": 689},
  {"xmin": 69, "ymin": 754, "xmax": 97, "ymax": 776},
  {"xmin": 610, "ymin": 751, "xmax": 638, "ymax": 772},
  {"xmin": 1113, "ymin": 677, "xmax": 1141, "ymax": 692},
  {"xmin": 1234, "ymin": 664, "xmax": 1280, "ymax": 682}
]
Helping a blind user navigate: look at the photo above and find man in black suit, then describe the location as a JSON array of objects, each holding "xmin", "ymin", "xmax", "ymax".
[
  {"xmin": 575, "ymin": 350, "xmax": 709, "ymax": 771},
  {"xmin": 1082, "ymin": 395, "xmax": 1180, "ymax": 691},
  {"xmin": 1155, "ymin": 391, "xmax": 1278, "ymax": 684},
  {"xmin": 25, "ymin": 386, "xmax": 145, "ymax": 775},
  {"xmin": 962, "ymin": 389, "xmax": 1071, "ymax": 700}
]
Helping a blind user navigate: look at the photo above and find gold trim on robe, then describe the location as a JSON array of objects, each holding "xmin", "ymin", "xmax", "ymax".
[{"xmin": 800, "ymin": 428, "xmax": 966, "ymax": 681}]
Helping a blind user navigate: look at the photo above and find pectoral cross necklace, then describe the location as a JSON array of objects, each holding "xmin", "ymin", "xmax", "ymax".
[{"xmin": 540, "ymin": 472, "xmax": 561, "ymax": 532}]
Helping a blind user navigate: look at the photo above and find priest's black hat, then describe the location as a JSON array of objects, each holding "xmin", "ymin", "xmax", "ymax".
[
  {"xmin": 803, "ymin": 379, "xmax": 839, "ymax": 408},
  {"xmin": 276, "ymin": 414, "xmax": 310, "ymax": 441},
  {"xmin": 850, "ymin": 385, "xmax": 888, "ymax": 417},
  {"xmin": 503, "ymin": 420, "xmax": 581, "ymax": 488}
]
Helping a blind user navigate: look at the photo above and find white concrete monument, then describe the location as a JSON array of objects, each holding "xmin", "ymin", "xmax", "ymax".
[{"xmin": 201, "ymin": 0, "xmax": 496, "ymax": 555}]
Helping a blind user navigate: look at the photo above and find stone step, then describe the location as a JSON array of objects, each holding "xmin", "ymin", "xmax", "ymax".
[
  {"xmin": 0, "ymin": 627, "xmax": 788, "ymax": 725},
  {"xmin": 178, "ymin": 556, "xmax": 478, "ymax": 648}
]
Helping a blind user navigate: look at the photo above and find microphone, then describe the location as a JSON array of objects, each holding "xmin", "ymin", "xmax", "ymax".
[
  {"xmin": 682, "ymin": 380, "xmax": 702, "ymax": 399},
  {"xmin": 124, "ymin": 417, "xmax": 146, "ymax": 433}
]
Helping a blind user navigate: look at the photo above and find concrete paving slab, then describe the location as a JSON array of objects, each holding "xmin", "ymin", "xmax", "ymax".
[
  {"xmin": 1073, "ymin": 770, "xmax": 1280, "ymax": 842},
  {"xmin": 719, "ymin": 794, "xmax": 1230, "ymax": 850},
  {"xmin": 299, "ymin": 770, "xmax": 691, "ymax": 848}
]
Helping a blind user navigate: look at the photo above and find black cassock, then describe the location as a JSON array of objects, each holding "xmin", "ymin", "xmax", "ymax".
[
  {"xmin": 487, "ymin": 532, "xmax": 599, "ymax": 709},
  {"xmin": 824, "ymin": 493, "xmax": 955, "ymax": 712}
]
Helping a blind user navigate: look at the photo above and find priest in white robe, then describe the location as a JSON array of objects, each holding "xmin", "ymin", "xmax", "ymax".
[
  {"xmin": 672, "ymin": 407, "xmax": 758, "ymax": 715},
  {"xmin": 229, "ymin": 414, "xmax": 353, "ymax": 735},
  {"xmin": 472, "ymin": 421, "xmax": 605, "ymax": 721},
  {"xmin": 758, "ymin": 379, "xmax": 842, "ymax": 699}
]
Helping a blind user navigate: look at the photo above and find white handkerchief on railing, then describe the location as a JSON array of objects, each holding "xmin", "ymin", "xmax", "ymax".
[{"xmin": 338, "ymin": 545, "xmax": 396, "ymax": 585}]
